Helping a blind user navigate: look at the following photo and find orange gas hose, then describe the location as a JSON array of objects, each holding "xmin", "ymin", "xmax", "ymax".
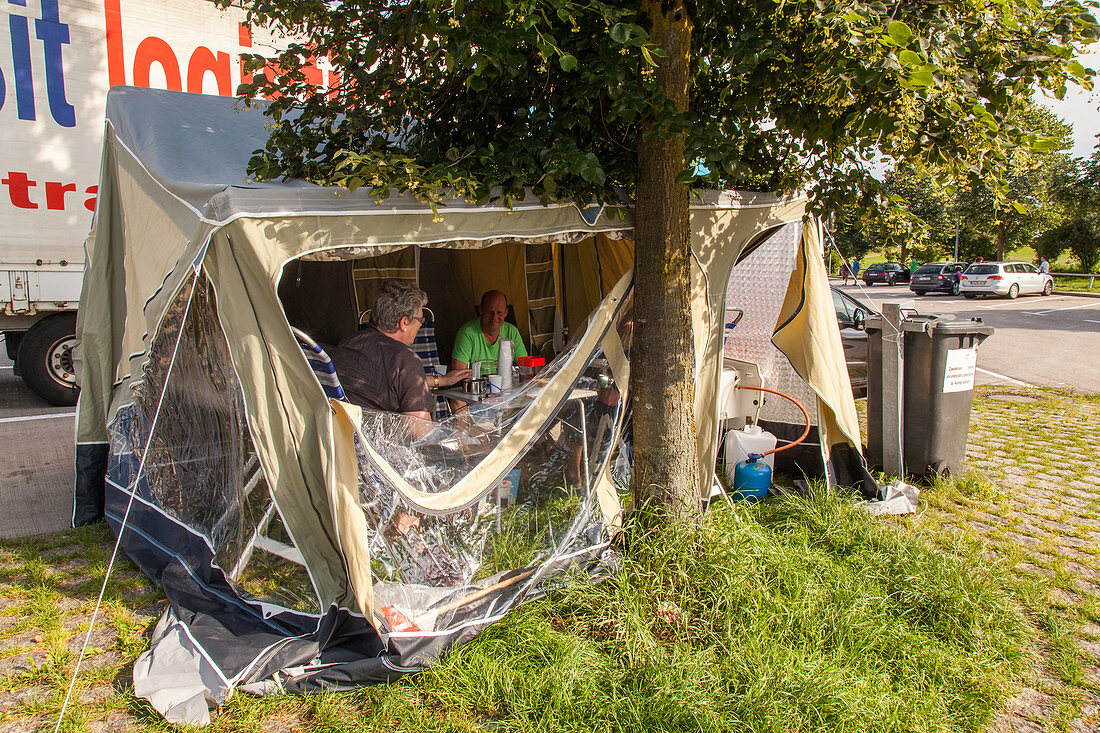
[{"xmin": 734, "ymin": 385, "xmax": 812, "ymax": 456}]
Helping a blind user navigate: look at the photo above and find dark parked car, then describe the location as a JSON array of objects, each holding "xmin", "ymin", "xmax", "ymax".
[
  {"xmin": 862, "ymin": 262, "xmax": 910, "ymax": 286},
  {"xmin": 909, "ymin": 262, "xmax": 968, "ymax": 296},
  {"xmin": 831, "ymin": 286, "xmax": 875, "ymax": 397}
]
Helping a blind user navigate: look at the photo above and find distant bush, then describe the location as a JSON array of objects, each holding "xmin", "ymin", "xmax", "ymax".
[{"xmin": 1038, "ymin": 219, "xmax": 1100, "ymax": 273}]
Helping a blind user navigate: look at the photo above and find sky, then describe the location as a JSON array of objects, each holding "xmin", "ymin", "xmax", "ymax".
[{"xmin": 1036, "ymin": 24, "xmax": 1100, "ymax": 160}]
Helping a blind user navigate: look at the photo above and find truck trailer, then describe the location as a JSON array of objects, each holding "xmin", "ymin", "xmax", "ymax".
[{"xmin": 1, "ymin": 0, "xmax": 321, "ymax": 403}]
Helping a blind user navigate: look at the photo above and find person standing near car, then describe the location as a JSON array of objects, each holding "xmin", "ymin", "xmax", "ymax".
[
  {"xmin": 1039, "ymin": 256, "xmax": 1050, "ymax": 274},
  {"xmin": 852, "ymin": 258, "xmax": 861, "ymax": 280}
]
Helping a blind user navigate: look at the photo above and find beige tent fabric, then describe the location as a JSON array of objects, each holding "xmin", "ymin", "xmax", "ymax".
[
  {"xmin": 687, "ymin": 192, "xmax": 813, "ymax": 496},
  {"xmin": 595, "ymin": 235, "xmax": 635, "ymax": 295},
  {"xmin": 352, "ymin": 249, "xmax": 418, "ymax": 317},
  {"xmin": 78, "ymin": 88, "xmax": 866, "ymax": 638},
  {"xmin": 77, "ymin": 132, "xmax": 208, "ymax": 446},
  {"xmin": 329, "ymin": 400, "xmax": 377, "ymax": 620},
  {"xmin": 771, "ymin": 220, "xmax": 863, "ymax": 456}
]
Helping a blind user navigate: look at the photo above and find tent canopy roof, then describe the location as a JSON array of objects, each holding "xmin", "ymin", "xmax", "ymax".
[{"xmin": 104, "ymin": 85, "xmax": 801, "ymax": 236}]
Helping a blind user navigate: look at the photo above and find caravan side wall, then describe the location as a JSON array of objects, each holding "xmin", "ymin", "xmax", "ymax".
[{"xmin": 0, "ymin": 0, "xmax": 307, "ymax": 403}]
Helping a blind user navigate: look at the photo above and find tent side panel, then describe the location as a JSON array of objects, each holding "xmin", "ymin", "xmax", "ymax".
[
  {"xmin": 206, "ymin": 225, "xmax": 363, "ymax": 612},
  {"xmin": 689, "ymin": 199, "xmax": 809, "ymax": 496},
  {"xmin": 771, "ymin": 221, "xmax": 875, "ymax": 494}
]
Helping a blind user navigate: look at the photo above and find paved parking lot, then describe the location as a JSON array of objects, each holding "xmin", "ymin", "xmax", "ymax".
[
  {"xmin": 833, "ymin": 281, "xmax": 1100, "ymax": 392},
  {"xmin": 0, "ymin": 354, "xmax": 76, "ymax": 539}
]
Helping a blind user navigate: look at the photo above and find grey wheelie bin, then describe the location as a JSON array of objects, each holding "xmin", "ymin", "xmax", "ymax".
[{"xmin": 867, "ymin": 312, "xmax": 994, "ymax": 477}]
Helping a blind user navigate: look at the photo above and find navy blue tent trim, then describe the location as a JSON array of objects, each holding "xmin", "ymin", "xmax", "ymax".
[
  {"xmin": 104, "ymin": 447, "xmax": 407, "ymax": 688},
  {"xmin": 73, "ymin": 443, "xmax": 109, "ymax": 526}
]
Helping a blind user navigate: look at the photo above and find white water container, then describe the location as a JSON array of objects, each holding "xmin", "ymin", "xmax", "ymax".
[
  {"xmin": 498, "ymin": 338, "xmax": 514, "ymax": 389},
  {"xmin": 723, "ymin": 425, "xmax": 777, "ymax": 485}
]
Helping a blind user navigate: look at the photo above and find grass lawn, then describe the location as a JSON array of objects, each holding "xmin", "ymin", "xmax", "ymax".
[
  {"xmin": 1, "ymin": 387, "xmax": 1098, "ymax": 732},
  {"xmin": 1052, "ymin": 275, "xmax": 1098, "ymax": 292}
]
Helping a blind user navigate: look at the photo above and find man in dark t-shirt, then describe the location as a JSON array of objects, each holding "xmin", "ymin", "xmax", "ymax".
[{"xmin": 333, "ymin": 280, "xmax": 435, "ymax": 434}]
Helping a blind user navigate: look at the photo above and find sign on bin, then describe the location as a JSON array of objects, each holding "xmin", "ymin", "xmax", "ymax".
[{"xmin": 942, "ymin": 348, "xmax": 977, "ymax": 393}]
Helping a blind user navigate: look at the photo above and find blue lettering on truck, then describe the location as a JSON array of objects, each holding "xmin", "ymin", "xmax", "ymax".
[{"xmin": 2, "ymin": 0, "xmax": 75, "ymax": 126}]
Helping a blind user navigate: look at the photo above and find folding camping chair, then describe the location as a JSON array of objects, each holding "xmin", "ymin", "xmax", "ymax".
[
  {"xmin": 292, "ymin": 327, "xmax": 347, "ymax": 402},
  {"xmin": 412, "ymin": 325, "xmax": 453, "ymax": 421}
]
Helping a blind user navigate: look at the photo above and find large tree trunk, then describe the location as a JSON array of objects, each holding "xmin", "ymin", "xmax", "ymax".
[
  {"xmin": 631, "ymin": 0, "xmax": 697, "ymax": 520},
  {"xmin": 996, "ymin": 219, "xmax": 1007, "ymax": 261}
]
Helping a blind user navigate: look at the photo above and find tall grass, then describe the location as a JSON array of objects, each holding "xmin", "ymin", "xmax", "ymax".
[{"xmin": 419, "ymin": 488, "xmax": 1030, "ymax": 733}]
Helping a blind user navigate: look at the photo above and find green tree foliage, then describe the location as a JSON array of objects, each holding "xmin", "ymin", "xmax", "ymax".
[
  {"xmin": 221, "ymin": 0, "xmax": 1096, "ymax": 215},
  {"xmin": 841, "ymin": 105, "xmax": 1078, "ymax": 264},
  {"xmin": 219, "ymin": 0, "xmax": 1096, "ymax": 510},
  {"xmin": 830, "ymin": 166, "xmax": 955, "ymax": 263},
  {"xmin": 1041, "ymin": 150, "xmax": 1100, "ymax": 272},
  {"xmin": 953, "ymin": 106, "xmax": 1076, "ymax": 260}
]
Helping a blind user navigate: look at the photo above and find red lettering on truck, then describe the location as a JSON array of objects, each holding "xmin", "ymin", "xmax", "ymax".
[{"xmin": 3, "ymin": 172, "xmax": 96, "ymax": 212}]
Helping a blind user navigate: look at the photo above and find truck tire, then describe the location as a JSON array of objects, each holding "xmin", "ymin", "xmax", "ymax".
[{"xmin": 18, "ymin": 314, "xmax": 79, "ymax": 406}]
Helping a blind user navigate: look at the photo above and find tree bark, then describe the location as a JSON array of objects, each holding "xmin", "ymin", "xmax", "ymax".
[{"xmin": 631, "ymin": 0, "xmax": 697, "ymax": 520}]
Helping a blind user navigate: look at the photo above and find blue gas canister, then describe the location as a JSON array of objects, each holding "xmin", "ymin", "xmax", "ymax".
[{"xmin": 733, "ymin": 453, "xmax": 772, "ymax": 502}]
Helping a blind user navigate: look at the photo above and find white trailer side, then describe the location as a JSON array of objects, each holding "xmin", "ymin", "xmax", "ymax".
[{"xmin": 1, "ymin": 0, "xmax": 318, "ymax": 403}]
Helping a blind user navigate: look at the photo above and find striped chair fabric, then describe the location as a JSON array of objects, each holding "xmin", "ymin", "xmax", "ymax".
[
  {"xmin": 411, "ymin": 322, "xmax": 451, "ymax": 419},
  {"xmin": 291, "ymin": 327, "xmax": 347, "ymax": 402}
]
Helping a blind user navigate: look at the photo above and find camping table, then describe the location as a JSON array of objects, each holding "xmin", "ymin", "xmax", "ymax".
[
  {"xmin": 434, "ymin": 386, "xmax": 484, "ymax": 404},
  {"xmin": 433, "ymin": 384, "xmax": 599, "ymax": 490}
]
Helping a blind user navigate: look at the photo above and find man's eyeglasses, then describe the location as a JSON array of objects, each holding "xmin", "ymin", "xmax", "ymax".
[{"xmin": 408, "ymin": 307, "xmax": 434, "ymax": 326}]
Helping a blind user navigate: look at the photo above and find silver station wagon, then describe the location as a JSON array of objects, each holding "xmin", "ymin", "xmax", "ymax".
[{"xmin": 959, "ymin": 261, "xmax": 1054, "ymax": 299}]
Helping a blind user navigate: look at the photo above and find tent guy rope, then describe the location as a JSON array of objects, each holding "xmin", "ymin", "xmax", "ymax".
[{"xmin": 54, "ymin": 277, "xmax": 201, "ymax": 733}]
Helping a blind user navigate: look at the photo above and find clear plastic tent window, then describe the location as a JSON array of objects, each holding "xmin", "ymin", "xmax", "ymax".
[
  {"xmin": 108, "ymin": 269, "xmax": 635, "ymax": 644},
  {"xmin": 109, "ymin": 277, "xmax": 321, "ymax": 613}
]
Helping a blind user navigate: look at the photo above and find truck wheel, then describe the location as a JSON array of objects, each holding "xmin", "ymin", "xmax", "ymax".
[{"xmin": 18, "ymin": 314, "xmax": 79, "ymax": 406}]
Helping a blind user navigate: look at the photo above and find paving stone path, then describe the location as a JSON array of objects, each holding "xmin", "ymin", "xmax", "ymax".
[{"xmin": 928, "ymin": 387, "xmax": 1100, "ymax": 732}]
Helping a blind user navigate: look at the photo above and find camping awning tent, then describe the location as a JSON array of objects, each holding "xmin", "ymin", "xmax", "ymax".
[{"xmin": 74, "ymin": 87, "xmax": 864, "ymax": 724}]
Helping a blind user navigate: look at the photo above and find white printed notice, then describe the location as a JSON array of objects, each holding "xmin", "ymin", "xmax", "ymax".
[{"xmin": 942, "ymin": 348, "xmax": 978, "ymax": 393}]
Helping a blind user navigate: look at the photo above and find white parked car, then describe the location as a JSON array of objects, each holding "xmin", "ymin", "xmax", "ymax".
[{"xmin": 959, "ymin": 261, "xmax": 1054, "ymax": 299}]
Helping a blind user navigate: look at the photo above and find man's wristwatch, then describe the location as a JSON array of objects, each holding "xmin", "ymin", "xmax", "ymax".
[{"xmin": 433, "ymin": 375, "xmax": 440, "ymax": 388}]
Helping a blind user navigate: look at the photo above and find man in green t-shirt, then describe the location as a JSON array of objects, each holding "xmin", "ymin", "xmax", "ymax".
[{"xmin": 450, "ymin": 290, "xmax": 528, "ymax": 375}]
